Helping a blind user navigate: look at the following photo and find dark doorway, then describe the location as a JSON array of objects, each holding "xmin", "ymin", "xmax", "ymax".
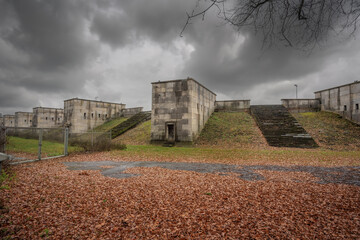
[{"xmin": 166, "ymin": 122, "xmax": 175, "ymax": 142}]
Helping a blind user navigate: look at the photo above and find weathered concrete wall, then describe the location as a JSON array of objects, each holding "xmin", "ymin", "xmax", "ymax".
[
  {"xmin": 121, "ymin": 107, "xmax": 143, "ymax": 117},
  {"xmin": 215, "ymin": 100, "xmax": 250, "ymax": 112},
  {"xmin": 32, "ymin": 107, "xmax": 64, "ymax": 128},
  {"xmin": 315, "ymin": 81, "xmax": 360, "ymax": 124},
  {"xmin": 151, "ymin": 78, "xmax": 216, "ymax": 142},
  {"xmin": 15, "ymin": 112, "xmax": 34, "ymax": 128},
  {"xmin": 3, "ymin": 115, "xmax": 15, "ymax": 127},
  {"xmin": 64, "ymin": 98, "xmax": 125, "ymax": 132},
  {"xmin": 281, "ymin": 99, "xmax": 320, "ymax": 113}
]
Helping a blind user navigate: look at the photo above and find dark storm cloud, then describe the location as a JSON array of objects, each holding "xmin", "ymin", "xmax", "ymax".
[
  {"xmin": 90, "ymin": 0, "xmax": 195, "ymax": 48},
  {"xmin": 180, "ymin": 7, "xmax": 360, "ymax": 99},
  {"xmin": 3, "ymin": 0, "xmax": 96, "ymax": 70},
  {"xmin": 0, "ymin": 0, "xmax": 359, "ymax": 114},
  {"xmin": 0, "ymin": 0, "xmax": 98, "ymax": 113}
]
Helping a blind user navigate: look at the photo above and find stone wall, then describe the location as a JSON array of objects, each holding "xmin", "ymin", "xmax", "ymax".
[
  {"xmin": 315, "ymin": 81, "xmax": 360, "ymax": 124},
  {"xmin": 64, "ymin": 98, "xmax": 125, "ymax": 133},
  {"xmin": 3, "ymin": 115, "xmax": 15, "ymax": 127},
  {"xmin": 15, "ymin": 112, "xmax": 34, "ymax": 128},
  {"xmin": 151, "ymin": 78, "xmax": 216, "ymax": 142},
  {"xmin": 215, "ymin": 100, "xmax": 250, "ymax": 112},
  {"xmin": 281, "ymin": 99, "xmax": 320, "ymax": 113},
  {"xmin": 32, "ymin": 107, "xmax": 64, "ymax": 128},
  {"xmin": 121, "ymin": 107, "xmax": 143, "ymax": 117}
]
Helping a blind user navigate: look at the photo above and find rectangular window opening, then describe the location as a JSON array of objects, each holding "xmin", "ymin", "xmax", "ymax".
[
  {"xmin": 356, "ymin": 103, "xmax": 359, "ymax": 110},
  {"xmin": 344, "ymin": 105, "xmax": 347, "ymax": 111},
  {"xmin": 84, "ymin": 113, "xmax": 86, "ymax": 119}
]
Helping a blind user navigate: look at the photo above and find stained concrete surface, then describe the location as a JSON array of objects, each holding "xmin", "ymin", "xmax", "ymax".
[{"xmin": 63, "ymin": 161, "xmax": 360, "ymax": 186}]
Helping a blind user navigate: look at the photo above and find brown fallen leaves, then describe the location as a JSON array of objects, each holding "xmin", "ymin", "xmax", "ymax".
[{"xmin": 1, "ymin": 153, "xmax": 360, "ymax": 239}]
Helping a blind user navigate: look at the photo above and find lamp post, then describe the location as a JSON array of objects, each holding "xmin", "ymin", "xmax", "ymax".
[{"xmin": 294, "ymin": 84, "xmax": 298, "ymax": 99}]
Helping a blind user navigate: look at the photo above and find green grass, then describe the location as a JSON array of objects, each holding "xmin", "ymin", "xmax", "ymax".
[
  {"xmin": 110, "ymin": 145, "xmax": 360, "ymax": 166},
  {"xmin": 93, "ymin": 118, "xmax": 128, "ymax": 132},
  {"xmin": 293, "ymin": 111, "xmax": 360, "ymax": 150},
  {"xmin": 114, "ymin": 120, "xmax": 151, "ymax": 145},
  {"xmin": 6, "ymin": 136, "xmax": 82, "ymax": 156},
  {"xmin": 195, "ymin": 112, "xmax": 265, "ymax": 147}
]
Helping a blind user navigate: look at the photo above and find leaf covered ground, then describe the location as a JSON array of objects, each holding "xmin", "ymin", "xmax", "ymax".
[{"xmin": 1, "ymin": 151, "xmax": 360, "ymax": 239}]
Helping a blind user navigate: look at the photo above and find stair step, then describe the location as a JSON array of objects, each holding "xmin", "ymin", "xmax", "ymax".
[{"xmin": 250, "ymin": 105, "xmax": 318, "ymax": 148}]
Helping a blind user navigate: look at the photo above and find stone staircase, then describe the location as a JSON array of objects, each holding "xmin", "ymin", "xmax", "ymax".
[
  {"xmin": 111, "ymin": 111, "xmax": 151, "ymax": 139},
  {"xmin": 250, "ymin": 105, "xmax": 318, "ymax": 148}
]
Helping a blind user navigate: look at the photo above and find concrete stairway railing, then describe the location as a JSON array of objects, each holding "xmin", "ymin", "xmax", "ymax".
[{"xmin": 111, "ymin": 112, "xmax": 151, "ymax": 139}]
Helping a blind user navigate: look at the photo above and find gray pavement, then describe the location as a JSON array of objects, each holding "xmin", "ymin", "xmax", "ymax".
[{"xmin": 63, "ymin": 161, "xmax": 360, "ymax": 186}]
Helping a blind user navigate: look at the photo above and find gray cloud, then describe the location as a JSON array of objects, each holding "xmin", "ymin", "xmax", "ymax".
[{"xmin": 0, "ymin": 0, "xmax": 359, "ymax": 115}]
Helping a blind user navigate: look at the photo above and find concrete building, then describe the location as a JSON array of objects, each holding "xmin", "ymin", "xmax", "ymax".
[
  {"xmin": 151, "ymin": 78, "xmax": 217, "ymax": 142},
  {"xmin": 32, "ymin": 107, "xmax": 64, "ymax": 128},
  {"xmin": 3, "ymin": 115, "xmax": 15, "ymax": 127},
  {"xmin": 281, "ymin": 99, "xmax": 320, "ymax": 113},
  {"xmin": 15, "ymin": 112, "xmax": 34, "ymax": 128},
  {"xmin": 64, "ymin": 98, "xmax": 126, "ymax": 132},
  {"xmin": 315, "ymin": 81, "xmax": 360, "ymax": 124}
]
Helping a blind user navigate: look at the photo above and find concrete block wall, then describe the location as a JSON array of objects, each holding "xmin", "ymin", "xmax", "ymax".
[
  {"xmin": 3, "ymin": 115, "xmax": 15, "ymax": 127},
  {"xmin": 121, "ymin": 107, "xmax": 143, "ymax": 117},
  {"xmin": 15, "ymin": 112, "xmax": 34, "ymax": 128},
  {"xmin": 151, "ymin": 78, "xmax": 216, "ymax": 142},
  {"xmin": 32, "ymin": 107, "xmax": 64, "ymax": 128},
  {"xmin": 281, "ymin": 99, "xmax": 320, "ymax": 113},
  {"xmin": 64, "ymin": 98, "xmax": 126, "ymax": 133},
  {"xmin": 215, "ymin": 100, "xmax": 250, "ymax": 112},
  {"xmin": 315, "ymin": 81, "xmax": 360, "ymax": 124}
]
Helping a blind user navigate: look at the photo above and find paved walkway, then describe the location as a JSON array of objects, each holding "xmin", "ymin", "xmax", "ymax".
[{"xmin": 64, "ymin": 161, "xmax": 360, "ymax": 186}]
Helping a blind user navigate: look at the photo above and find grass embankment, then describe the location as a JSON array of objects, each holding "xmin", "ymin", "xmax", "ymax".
[
  {"xmin": 195, "ymin": 112, "xmax": 266, "ymax": 148},
  {"xmin": 113, "ymin": 120, "xmax": 151, "ymax": 145},
  {"xmin": 92, "ymin": 118, "xmax": 127, "ymax": 132},
  {"xmin": 6, "ymin": 136, "xmax": 81, "ymax": 156},
  {"xmin": 292, "ymin": 111, "xmax": 360, "ymax": 151}
]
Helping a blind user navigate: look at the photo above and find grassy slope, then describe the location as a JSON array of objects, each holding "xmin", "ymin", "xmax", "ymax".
[
  {"xmin": 113, "ymin": 120, "xmax": 151, "ymax": 145},
  {"xmin": 292, "ymin": 111, "xmax": 360, "ymax": 151},
  {"xmin": 195, "ymin": 112, "xmax": 267, "ymax": 148},
  {"xmin": 6, "ymin": 136, "xmax": 81, "ymax": 156},
  {"xmin": 92, "ymin": 118, "xmax": 128, "ymax": 132}
]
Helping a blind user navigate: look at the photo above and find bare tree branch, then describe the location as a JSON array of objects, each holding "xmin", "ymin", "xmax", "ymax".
[{"xmin": 181, "ymin": 0, "xmax": 360, "ymax": 49}]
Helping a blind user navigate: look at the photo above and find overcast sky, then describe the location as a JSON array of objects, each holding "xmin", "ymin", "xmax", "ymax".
[{"xmin": 0, "ymin": 0, "xmax": 359, "ymax": 115}]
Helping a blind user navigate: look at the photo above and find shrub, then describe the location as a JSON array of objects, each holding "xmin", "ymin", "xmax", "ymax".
[{"xmin": 69, "ymin": 133, "xmax": 126, "ymax": 152}]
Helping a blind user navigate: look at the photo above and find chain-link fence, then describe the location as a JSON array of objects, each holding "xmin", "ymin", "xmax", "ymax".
[
  {"xmin": 68, "ymin": 131, "xmax": 112, "ymax": 152},
  {"xmin": 3, "ymin": 127, "xmax": 113, "ymax": 164},
  {"xmin": 5, "ymin": 127, "xmax": 69, "ymax": 163},
  {"xmin": 0, "ymin": 125, "xmax": 5, "ymax": 153}
]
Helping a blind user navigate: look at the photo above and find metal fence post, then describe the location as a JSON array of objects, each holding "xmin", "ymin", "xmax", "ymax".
[
  {"xmin": 38, "ymin": 128, "xmax": 43, "ymax": 161},
  {"xmin": 64, "ymin": 128, "xmax": 69, "ymax": 156},
  {"xmin": 91, "ymin": 130, "xmax": 94, "ymax": 147}
]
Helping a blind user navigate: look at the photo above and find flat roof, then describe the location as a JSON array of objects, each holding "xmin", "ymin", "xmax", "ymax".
[
  {"xmin": 314, "ymin": 81, "xmax": 359, "ymax": 93},
  {"xmin": 15, "ymin": 112, "xmax": 34, "ymax": 114},
  {"xmin": 216, "ymin": 100, "xmax": 250, "ymax": 102},
  {"xmin": 33, "ymin": 107, "xmax": 64, "ymax": 110},
  {"xmin": 281, "ymin": 98, "xmax": 318, "ymax": 100},
  {"xmin": 151, "ymin": 78, "xmax": 217, "ymax": 96},
  {"xmin": 64, "ymin": 97, "xmax": 125, "ymax": 105}
]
